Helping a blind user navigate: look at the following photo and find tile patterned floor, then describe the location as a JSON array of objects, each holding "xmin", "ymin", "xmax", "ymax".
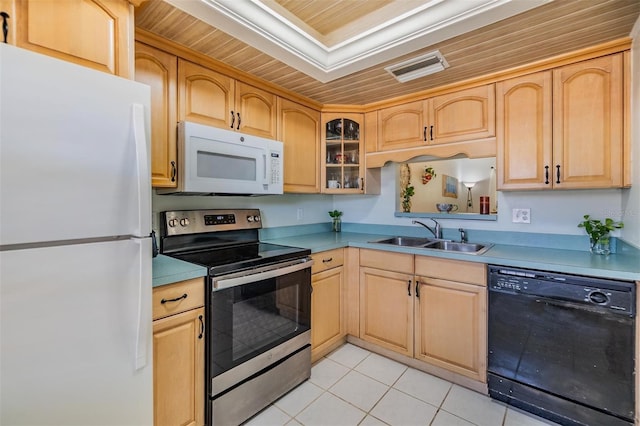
[{"xmin": 245, "ymin": 343, "xmax": 559, "ymax": 426}]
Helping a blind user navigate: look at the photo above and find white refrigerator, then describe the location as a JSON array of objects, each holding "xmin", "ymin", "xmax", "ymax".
[{"xmin": 0, "ymin": 44, "xmax": 153, "ymax": 425}]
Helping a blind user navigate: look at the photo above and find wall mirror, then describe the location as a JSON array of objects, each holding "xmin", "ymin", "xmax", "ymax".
[{"xmin": 395, "ymin": 157, "xmax": 497, "ymax": 220}]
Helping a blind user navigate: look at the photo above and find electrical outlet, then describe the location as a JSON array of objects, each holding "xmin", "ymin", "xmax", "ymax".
[
  {"xmin": 296, "ymin": 208, "xmax": 304, "ymax": 221},
  {"xmin": 512, "ymin": 208, "xmax": 531, "ymax": 224}
]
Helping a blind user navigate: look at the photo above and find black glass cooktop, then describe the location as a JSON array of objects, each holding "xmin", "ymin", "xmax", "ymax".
[{"xmin": 169, "ymin": 242, "xmax": 310, "ymax": 276}]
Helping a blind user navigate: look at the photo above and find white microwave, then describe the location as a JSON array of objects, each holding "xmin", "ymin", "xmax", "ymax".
[{"xmin": 158, "ymin": 121, "xmax": 283, "ymax": 196}]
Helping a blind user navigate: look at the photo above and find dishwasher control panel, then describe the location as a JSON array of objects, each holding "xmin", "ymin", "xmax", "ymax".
[{"xmin": 488, "ymin": 265, "xmax": 635, "ymax": 315}]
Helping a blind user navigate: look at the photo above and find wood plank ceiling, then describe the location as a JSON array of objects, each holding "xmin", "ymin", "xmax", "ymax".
[{"xmin": 135, "ymin": 0, "xmax": 640, "ymax": 106}]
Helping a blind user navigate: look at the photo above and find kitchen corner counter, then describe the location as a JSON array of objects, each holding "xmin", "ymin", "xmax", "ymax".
[
  {"xmin": 263, "ymin": 232, "xmax": 640, "ymax": 282},
  {"xmin": 152, "ymin": 254, "xmax": 207, "ymax": 287}
]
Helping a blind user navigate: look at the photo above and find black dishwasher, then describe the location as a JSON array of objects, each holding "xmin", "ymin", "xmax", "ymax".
[{"xmin": 487, "ymin": 265, "xmax": 635, "ymax": 426}]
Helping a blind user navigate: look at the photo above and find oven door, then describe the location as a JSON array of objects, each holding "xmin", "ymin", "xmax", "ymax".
[{"xmin": 207, "ymin": 258, "xmax": 312, "ymax": 397}]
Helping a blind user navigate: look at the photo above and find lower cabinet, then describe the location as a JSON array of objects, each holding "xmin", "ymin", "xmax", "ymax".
[
  {"xmin": 359, "ymin": 250, "xmax": 414, "ymax": 357},
  {"xmin": 414, "ymin": 257, "xmax": 487, "ymax": 382},
  {"xmin": 359, "ymin": 249, "xmax": 487, "ymax": 382},
  {"xmin": 152, "ymin": 278, "xmax": 205, "ymax": 426},
  {"xmin": 310, "ymin": 249, "xmax": 345, "ymax": 361}
]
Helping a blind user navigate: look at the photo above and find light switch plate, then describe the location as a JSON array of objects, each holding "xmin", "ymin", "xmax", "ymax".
[{"xmin": 512, "ymin": 208, "xmax": 531, "ymax": 223}]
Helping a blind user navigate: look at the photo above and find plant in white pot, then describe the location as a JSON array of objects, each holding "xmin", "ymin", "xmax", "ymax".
[{"xmin": 578, "ymin": 215, "xmax": 623, "ymax": 255}]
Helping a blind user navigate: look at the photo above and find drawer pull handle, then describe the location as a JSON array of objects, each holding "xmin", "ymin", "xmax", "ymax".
[
  {"xmin": 407, "ymin": 280, "xmax": 412, "ymax": 296},
  {"xmin": 322, "ymin": 257, "xmax": 333, "ymax": 263},
  {"xmin": 198, "ymin": 315, "xmax": 204, "ymax": 339},
  {"xmin": 161, "ymin": 293, "xmax": 187, "ymax": 304},
  {"xmin": 415, "ymin": 281, "xmax": 420, "ymax": 298}
]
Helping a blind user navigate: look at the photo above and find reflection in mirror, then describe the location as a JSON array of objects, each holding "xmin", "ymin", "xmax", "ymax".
[{"xmin": 396, "ymin": 157, "xmax": 497, "ymax": 217}]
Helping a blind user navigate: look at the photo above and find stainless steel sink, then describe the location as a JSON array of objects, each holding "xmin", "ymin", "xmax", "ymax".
[
  {"xmin": 370, "ymin": 236, "xmax": 492, "ymax": 255},
  {"xmin": 422, "ymin": 240, "xmax": 492, "ymax": 255},
  {"xmin": 370, "ymin": 236, "xmax": 434, "ymax": 247}
]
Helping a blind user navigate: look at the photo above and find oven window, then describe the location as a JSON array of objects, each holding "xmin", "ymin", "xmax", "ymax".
[{"xmin": 209, "ymin": 268, "xmax": 311, "ymax": 378}]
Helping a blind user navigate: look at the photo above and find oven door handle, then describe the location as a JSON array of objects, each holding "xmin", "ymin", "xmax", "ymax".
[{"xmin": 212, "ymin": 257, "xmax": 313, "ymax": 290}]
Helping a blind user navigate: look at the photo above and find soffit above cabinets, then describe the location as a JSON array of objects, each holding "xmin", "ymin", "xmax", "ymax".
[{"xmin": 135, "ymin": 0, "xmax": 640, "ymax": 105}]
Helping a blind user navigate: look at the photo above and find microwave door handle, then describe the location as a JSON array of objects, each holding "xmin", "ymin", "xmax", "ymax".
[{"xmin": 263, "ymin": 153, "xmax": 268, "ymax": 184}]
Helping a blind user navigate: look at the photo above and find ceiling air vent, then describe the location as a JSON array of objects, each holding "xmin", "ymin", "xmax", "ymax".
[{"xmin": 385, "ymin": 50, "xmax": 449, "ymax": 83}]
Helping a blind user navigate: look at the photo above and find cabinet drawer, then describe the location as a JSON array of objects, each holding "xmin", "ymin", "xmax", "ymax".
[
  {"xmin": 152, "ymin": 278, "xmax": 205, "ymax": 320},
  {"xmin": 360, "ymin": 249, "xmax": 413, "ymax": 274},
  {"xmin": 415, "ymin": 257, "xmax": 486, "ymax": 286},
  {"xmin": 311, "ymin": 248, "xmax": 344, "ymax": 274}
]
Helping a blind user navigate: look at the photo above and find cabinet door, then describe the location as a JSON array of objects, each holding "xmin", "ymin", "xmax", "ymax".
[
  {"xmin": 359, "ymin": 267, "xmax": 414, "ymax": 356},
  {"xmin": 377, "ymin": 100, "xmax": 428, "ymax": 151},
  {"xmin": 553, "ymin": 54, "xmax": 623, "ymax": 188},
  {"xmin": 429, "ymin": 84, "xmax": 495, "ymax": 145},
  {"xmin": 414, "ymin": 278, "xmax": 486, "ymax": 382},
  {"xmin": 235, "ymin": 81, "xmax": 277, "ymax": 139},
  {"xmin": 135, "ymin": 42, "xmax": 178, "ymax": 188},
  {"xmin": 178, "ymin": 59, "xmax": 234, "ymax": 129},
  {"xmin": 311, "ymin": 267, "xmax": 344, "ymax": 360},
  {"xmin": 3, "ymin": 0, "xmax": 133, "ymax": 78},
  {"xmin": 321, "ymin": 113, "xmax": 364, "ymax": 193},
  {"xmin": 153, "ymin": 307, "xmax": 205, "ymax": 426},
  {"xmin": 496, "ymin": 71, "xmax": 552, "ymax": 190},
  {"xmin": 278, "ymin": 98, "xmax": 321, "ymax": 193}
]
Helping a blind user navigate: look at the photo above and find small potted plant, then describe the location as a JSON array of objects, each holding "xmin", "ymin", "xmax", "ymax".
[
  {"xmin": 329, "ymin": 210, "xmax": 342, "ymax": 232},
  {"xmin": 578, "ymin": 214, "xmax": 623, "ymax": 255}
]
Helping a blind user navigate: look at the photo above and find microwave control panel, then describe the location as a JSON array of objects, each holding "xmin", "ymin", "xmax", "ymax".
[{"xmin": 270, "ymin": 152, "xmax": 281, "ymax": 185}]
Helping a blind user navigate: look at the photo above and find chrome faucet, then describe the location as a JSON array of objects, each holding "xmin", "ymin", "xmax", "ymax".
[{"xmin": 412, "ymin": 219, "xmax": 442, "ymax": 239}]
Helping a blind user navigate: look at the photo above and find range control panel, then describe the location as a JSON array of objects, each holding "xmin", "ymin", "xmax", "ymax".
[{"xmin": 161, "ymin": 209, "xmax": 262, "ymax": 236}]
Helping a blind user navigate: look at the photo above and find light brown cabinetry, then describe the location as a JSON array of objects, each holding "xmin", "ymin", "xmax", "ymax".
[
  {"xmin": 497, "ymin": 54, "xmax": 624, "ymax": 190},
  {"xmin": 135, "ymin": 42, "xmax": 178, "ymax": 188},
  {"xmin": 321, "ymin": 113, "xmax": 364, "ymax": 193},
  {"xmin": 0, "ymin": 0, "xmax": 135, "ymax": 78},
  {"xmin": 152, "ymin": 278, "xmax": 205, "ymax": 426},
  {"xmin": 359, "ymin": 250, "xmax": 414, "ymax": 356},
  {"xmin": 310, "ymin": 249, "xmax": 345, "ymax": 361},
  {"xmin": 377, "ymin": 85, "xmax": 495, "ymax": 151},
  {"xmin": 358, "ymin": 249, "xmax": 487, "ymax": 382},
  {"xmin": 414, "ymin": 257, "xmax": 487, "ymax": 382},
  {"xmin": 278, "ymin": 98, "xmax": 322, "ymax": 193},
  {"xmin": 178, "ymin": 59, "xmax": 277, "ymax": 139}
]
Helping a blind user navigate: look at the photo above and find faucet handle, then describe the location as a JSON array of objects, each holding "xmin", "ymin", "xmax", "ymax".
[{"xmin": 458, "ymin": 228, "xmax": 467, "ymax": 243}]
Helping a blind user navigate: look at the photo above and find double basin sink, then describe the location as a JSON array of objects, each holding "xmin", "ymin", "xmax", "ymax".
[{"xmin": 370, "ymin": 236, "xmax": 492, "ymax": 255}]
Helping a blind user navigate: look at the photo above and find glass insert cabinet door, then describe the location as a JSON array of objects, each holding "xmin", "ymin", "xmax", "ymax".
[{"xmin": 322, "ymin": 113, "xmax": 364, "ymax": 193}]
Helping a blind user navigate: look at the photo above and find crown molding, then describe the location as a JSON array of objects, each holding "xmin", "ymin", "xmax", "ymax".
[{"xmin": 164, "ymin": 0, "xmax": 551, "ymax": 83}]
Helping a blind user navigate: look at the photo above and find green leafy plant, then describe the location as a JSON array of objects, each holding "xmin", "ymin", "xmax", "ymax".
[
  {"xmin": 578, "ymin": 215, "xmax": 623, "ymax": 244},
  {"xmin": 401, "ymin": 185, "xmax": 414, "ymax": 213},
  {"xmin": 328, "ymin": 210, "xmax": 343, "ymax": 219}
]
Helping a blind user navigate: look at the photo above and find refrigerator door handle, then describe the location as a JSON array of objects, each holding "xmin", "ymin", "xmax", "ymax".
[
  {"xmin": 131, "ymin": 103, "xmax": 151, "ymax": 237},
  {"xmin": 133, "ymin": 237, "xmax": 152, "ymax": 370}
]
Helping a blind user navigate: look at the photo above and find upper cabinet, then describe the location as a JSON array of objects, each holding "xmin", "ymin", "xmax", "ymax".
[
  {"xmin": 178, "ymin": 59, "xmax": 277, "ymax": 139},
  {"xmin": 321, "ymin": 113, "xmax": 364, "ymax": 193},
  {"xmin": 497, "ymin": 54, "xmax": 624, "ymax": 190},
  {"xmin": 135, "ymin": 42, "xmax": 178, "ymax": 188},
  {"xmin": 377, "ymin": 84, "xmax": 495, "ymax": 151},
  {"xmin": 278, "ymin": 98, "xmax": 321, "ymax": 193},
  {"xmin": 0, "ymin": 0, "xmax": 135, "ymax": 78}
]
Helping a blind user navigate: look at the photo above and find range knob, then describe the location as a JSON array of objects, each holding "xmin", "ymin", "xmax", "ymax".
[
  {"xmin": 253, "ymin": 215, "xmax": 261, "ymax": 222},
  {"xmin": 179, "ymin": 218, "xmax": 190, "ymax": 226},
  {"xmin": 168, "ymin": 219, "xmax": 178, "ymax": 227}
]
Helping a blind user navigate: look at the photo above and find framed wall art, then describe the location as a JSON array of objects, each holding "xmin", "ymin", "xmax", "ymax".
[{"xmin": 442, "ymin": 174, "xmax": 458, "ymax": 198}]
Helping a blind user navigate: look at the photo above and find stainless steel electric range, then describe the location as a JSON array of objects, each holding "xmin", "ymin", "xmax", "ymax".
[{"xmin": 159, "ymin": 209, "xmax": 313, "ymax": 426}]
